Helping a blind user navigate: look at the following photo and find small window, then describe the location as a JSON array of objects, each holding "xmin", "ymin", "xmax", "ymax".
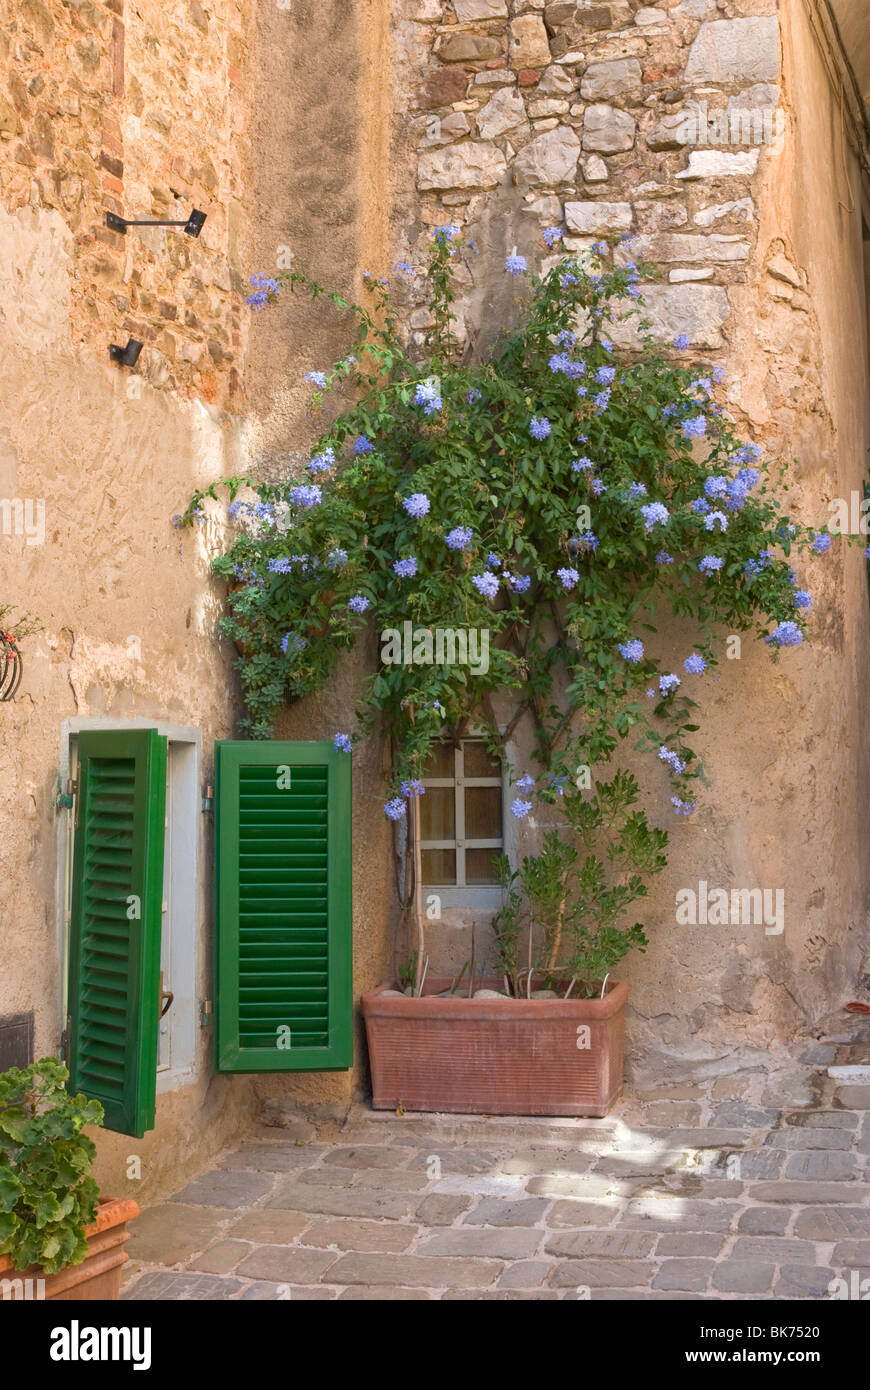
[{"xmin": 420, "ymin": 739, "xmax": 504, "ymax": 887}]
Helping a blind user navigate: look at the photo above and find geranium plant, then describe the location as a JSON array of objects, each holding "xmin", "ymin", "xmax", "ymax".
[
  {"xmin": 178, "ymin": 227, "xmax": 834, "ymax": 988},
  {"xmin": 0, "ymin": 1058, "xmax": 103, "ymax": 1273}
]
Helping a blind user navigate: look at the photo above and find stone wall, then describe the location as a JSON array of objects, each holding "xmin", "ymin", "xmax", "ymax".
[
  {"xmin": 0, "ymin": 0, "xmax": 249, "ymax": 406},
  {"xmin": 390, "ymin": 0, "xmax": 870, "ymax": 1080}
]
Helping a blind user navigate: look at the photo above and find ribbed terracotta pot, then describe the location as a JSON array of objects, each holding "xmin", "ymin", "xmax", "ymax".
[
  {"xmin": 0, "ymin": 1197, "xmax": 139, "ymax": 1301},
  {"xmin": 362, "ymin": 977, "xmax": 627, "ymax": 1117}
]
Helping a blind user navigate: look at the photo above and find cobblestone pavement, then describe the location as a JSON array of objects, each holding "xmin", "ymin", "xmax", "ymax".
[{"xmin": 121, "ymin": 1034, "xmax": 870, "ymax": 1301}]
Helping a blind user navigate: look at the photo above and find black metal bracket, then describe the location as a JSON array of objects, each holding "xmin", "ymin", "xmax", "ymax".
[
  {"xmin": 105, "ymin": 208, "xmax": 206, "ymax": 237},
  {"xmin": 108, "ymin": 338, "xmax": 143, "ymax": 367}
]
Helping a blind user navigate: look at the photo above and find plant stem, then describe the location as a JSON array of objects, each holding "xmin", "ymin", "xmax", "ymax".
[{"xmin": 413, "ymin": 793, "xmax": 425, "ymax": 995}]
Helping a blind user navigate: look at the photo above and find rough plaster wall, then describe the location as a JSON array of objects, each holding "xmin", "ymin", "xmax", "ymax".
[
  {"xmin": 0, "ymin": 0, "xmax": 259, "ymax": 1200},
  {"xmin": 242, "ymin": 0, "xmax": 410, "ymax": 1112}
]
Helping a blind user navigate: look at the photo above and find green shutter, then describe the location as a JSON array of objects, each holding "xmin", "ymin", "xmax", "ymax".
[
  {"xmin": 67, "ymin": 729, "xmax": 167, "ymax": 1138},
  {"xmin": 215, "ymin": 741, "xmax": 352, "ymax": 1072}
]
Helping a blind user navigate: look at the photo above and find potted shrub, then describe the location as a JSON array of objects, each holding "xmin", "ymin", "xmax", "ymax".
[
  {"xmin": 363, "ymin": 770, "xmax": 666, "ymax": 1116},
  {"xmin": 178, "ymin": 226, "xmax": 839, "ymax": 1116},
  {"xmin": 0, "ymin": 1058, "xmax": 138, "ymax": 1300}
]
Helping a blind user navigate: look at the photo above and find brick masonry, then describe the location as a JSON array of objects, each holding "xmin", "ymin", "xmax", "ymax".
[{"xmin": 0, "ymin": 0, "xmax": 251, "ymax": 405}]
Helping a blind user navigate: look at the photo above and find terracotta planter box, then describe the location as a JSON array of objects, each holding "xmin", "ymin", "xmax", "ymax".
[
  {"xmin": 362, "ymin": 977, "xmax": 627, "ymax": 1118},
  {"xmin": 0, "ymin": 1197, "xmax": 139, "ymax": 1301}
]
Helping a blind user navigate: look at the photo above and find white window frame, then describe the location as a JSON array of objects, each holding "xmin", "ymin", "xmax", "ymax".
[
  {"xmin": 57, "ymin": 719, "xmax": 202, "ymax": 1094},
  {"xmin": 419, "ymin": 734, "xmax": 518, "ymax": 912}
]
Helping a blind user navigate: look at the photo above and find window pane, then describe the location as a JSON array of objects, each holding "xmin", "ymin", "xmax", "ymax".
[
  {"xmin": 423, "ymin": 741, "xmax": 455, "ymax": 778},
  {"xmin": 466, "ymin": 848, "xmax": 500, "ymax": 884},
  {"xmin": 421, "ymin": 848, "xmax": 456, "ymax": 885},
  {"xmin": 465, "ymin": 785, "xmax": 502, "ymax": 840},
  {"xmin": 463, "ymin": 741, "xmax": 501, "ymax": 778},
  {"xmin": 420, "ymin": 786, "xmax": 455, "ymax": 840}
]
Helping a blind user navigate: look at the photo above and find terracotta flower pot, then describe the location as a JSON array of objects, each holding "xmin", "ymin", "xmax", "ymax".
[
  {"xmin": 361, "ymin": 977, "xmax": 627, "ymax": 1118},
  {"xmin": 0, "ymin": 1197, "xmax": 139, "ymax": 1301}
]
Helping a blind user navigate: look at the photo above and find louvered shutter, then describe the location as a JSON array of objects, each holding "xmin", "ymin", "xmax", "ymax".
[
  {"xmin": 215, "ymin": 741, "xmax": 352, "ymax": 1072},
  {"xmin": 67, "ymin": 729, "xmax": 167, "ymax": 1138}
]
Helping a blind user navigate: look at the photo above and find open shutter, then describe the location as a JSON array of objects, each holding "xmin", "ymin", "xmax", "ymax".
[
  {"xmin": 67, "ymin": 729, "xmax": 167, "ymax": 1138},
  {"xmin": 215, "ymin": 740, "xmax": 352, "ymax": 1072}
]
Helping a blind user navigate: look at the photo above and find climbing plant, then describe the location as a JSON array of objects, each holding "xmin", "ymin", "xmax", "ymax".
[{"xmin": 178, "ymin": 227, "xmax": 831, "ymax": 828}]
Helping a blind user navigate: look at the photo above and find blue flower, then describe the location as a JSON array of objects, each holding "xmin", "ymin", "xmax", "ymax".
[
  {"xmin": 414, "ymin": 381, "xmax": 443, "ymax": 414},
  {"xmin": 713, "ymin": 365, "xmax": 726, "ymax": 383},
  {"xmin": 394, "ymin": 556, "xmax": 418, "ymax": 578},
  {"xmin": 812, "ymin": 532, "xmax": 832, "ymax": 554},
  {"xmin": 766, "ymin": 621, "xmax": 803, "ymax": 647},
  {"xmin": 348, "ymin": 594, "xmax": 370, "ymax": 614},
  {"xmin": 327, "ymin": 548, "xmax": 348, "ymax": 569},
  {"xmin": 556, "ymin": 566, "xmax": 580, "ymax": 590},
  {"xmin": 596, "ymin": 365, "xmax": 616, "ymax": 386},
  {"xmin": 656, "ymin": 551, "xmax": 674, "ymax": 565},
  {"xmin": 704, "ymin": 476, "xmax": 729, "ymax": 499},
  {"xmin": 557, "ymin": 330, "xmax": 576, "ymax": 349},
  {"xmin": 659, "ymin": 674, "xmax": 681, "ymax": 696},
  {"xmin": 673, "ymin": 334, "xmax": 690, "ymax": 350},
  {"xmin": 628, "ymin": 482, "xmax": 647, "ymax": 498},
  {"xmin": 578, "ymin": 530, "xmax": 599, "ymax": 553},
  {"xmin": 684, "ymin": 652, "xmax": 706, "ymax": 674},
  {"xmin": 394, "ymin": 261, "xmax": 415, "ymax": 278},
  {"xmin": 401, "ymin": 779, "xmax": 425, "ymax": 798},
  {"xmin": 671, "ymin": 797, "xmax": 696, "ymax": 816},
  {"xmin": 641, "ymin": 502, "xmax": 669, "ymax": 530},
  {"xmin": 659, "ymin": 745, "xmax": 686, "ymax": 774},
  {"xmin": 592, "ymin": 240, "xmax": 608, "ymax": 256},
  {"xmin": 698, "ymin": 555, "xmax": 724, "ymax": 575},
  {"xmin": 334, "ymin": 733, "xmax": 353, "ymax": 753},
  {"xmin": 384, "ymin": 797, "xmax": 407, "ymax": 820},
  {"xmin": 510, "ymin": 798, "xmax": 533, "ymax": 820},
  {"xmin": 472, "ymin": 571, "xmax": 500, "ymax": 600},
  {"xmin": 289, "ymin": 484, "xmax": 322, "ymax": 509},
  {"xmin": 487, "ymin": 552, "xmax": 500, "ymax": 568},
  {"xmin": 530, "ymin": 416, "xmax": 551, "ymax": 440},
  {"xmin": 794, "ymin": 590, "xmax": 812, "ymax": 610},
  {"xmin": 467, "ymin": 388, "xmax": 482, "ymax": 404},
  {"xmin": 591, "ymin": 478, "xmax": 607, "ymax": 496},
  {"xmin": 572, "ymin": 456, "xmax": 595, "ymax": 472},
  {"xmin": 281, "ymin": 631, "xmax": 307, "ymax": 655},
  {"xmin": 683, "ymin": 415, "xmax": 707, "ymax": 440},
  {"xmin": 445, "ymin": 526, "xmax": 473, "ymax": 551},
  {"xmin": 600, "ymin": 338, "xmax": 613, "ymax": 353},
  {"xmin": 354, "ymin": 435, "xmax": 375, "ymax": 455},
  {"xmin": 308, "ymin": 447, "xmax": 335, "ymax": 475},
  {"xmin": 268, "ymin": 557, "xmax": 293, "ymax": 574},
  {"xmin": 516, "ymin": 773, "xmax": 535, "ymax": 792},
  {"xmin": 508, "ymin": 572, "xmax": 531, "ymax": 593},
  {"xmin": 618, "ymin": 639, "xmax": 644, "ymax": 663},
  {"xmin": 705, "ymin": 510, "xmax": 728, "ymax": 532},
  {"xmin": 433, "ymin": 224, "xmax": 460, "ymax": 245},
  {"xmin": 506, "ymin": 254, "xmax": 527, "ymax": 275},
  {"xmin": 542, "ymin": 226, "xmax": 563, "ymax": 247},
  {"xmin": 305, "ymin": 371, "xmax": 327, "ymax": 388},
  {"xmin": 594, "ymin": 389, "xmax": 611, "ymax": 412},
  {"xmin": 246, "ymin": 272, "xmax": 280, "ymax": 311},
  {"xmin": 402, "ymin": 492, "xmax": 430, "ymax": 519}
]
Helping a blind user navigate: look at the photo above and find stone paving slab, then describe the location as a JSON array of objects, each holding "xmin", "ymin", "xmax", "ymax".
[{"xmin": 122, "ymin": 1033, "xmax": 870, "ymax": 1301}]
